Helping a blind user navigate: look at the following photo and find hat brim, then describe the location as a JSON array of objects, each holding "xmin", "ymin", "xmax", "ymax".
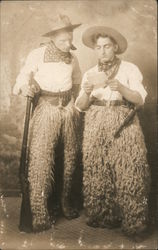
[
  {"xmin": 82, "ymin": 26, "xmax": 127, "ymax": 54},
  {"xmin": 42, "ymin": 24, "xmax": 81, "ymax": 37}
]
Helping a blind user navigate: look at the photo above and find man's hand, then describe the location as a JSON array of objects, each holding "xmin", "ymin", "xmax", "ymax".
[
  {"xmin": 20, "ymin": 84, "xmax": 40, "ymax": 98},
  {"xmin": 107, "ymin": 79, "xmax": 122, "ymax": 92},
  {"xmin": 83, "ymin": 81, "xmax": 94, "ymax": 95}
]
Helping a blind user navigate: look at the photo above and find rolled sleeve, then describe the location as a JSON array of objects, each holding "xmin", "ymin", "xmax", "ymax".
[
  {"xmin": 128, "ymin": 65, "xmax": 147, "ymax": 103},
  {"xmin": 13, "ymin": 50, "xmax": 38, "ymax": 95},
  {"xmin": 75, "ymin": 72, "xmax": 89, "ymax": 111}
]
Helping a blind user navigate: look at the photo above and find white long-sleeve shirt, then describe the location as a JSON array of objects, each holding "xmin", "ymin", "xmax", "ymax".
[
  {"xmin": 76, "ymin": 60, "xmax": 147, "ymax": 105},
  {"xmin": 13, "ymin": 46, "xmax": 81, "ymax": 95}
]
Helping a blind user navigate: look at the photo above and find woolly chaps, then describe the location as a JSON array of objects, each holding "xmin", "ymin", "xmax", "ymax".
[
  {"xmin": 82, "ymin": 105, "xmax": 150, "ymax": 235},
  {"xmin": 27, "ymin": 98, "xmax": 80, "ymax": 232}
]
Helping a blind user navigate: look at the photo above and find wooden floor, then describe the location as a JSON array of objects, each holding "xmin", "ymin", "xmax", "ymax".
[{"xmin": 0, "ymin": 197, "xmax": 157, "ymax": 250}]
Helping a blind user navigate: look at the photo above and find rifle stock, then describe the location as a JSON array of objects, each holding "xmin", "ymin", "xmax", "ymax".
[{"xmin": 19, "ymin": 96, "xmax": 33, "ymax": 232}]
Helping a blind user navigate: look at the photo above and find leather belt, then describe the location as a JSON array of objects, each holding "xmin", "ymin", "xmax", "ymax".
[
  {"xmin": 92, "ymin": 99, "xmax": 133, "ymax": 108},
  {"xmin": 38, "ymin": 89, "xmax": 72, "ymax": 107},
  {"xmin": 40, "ymin": 89, "xmax": 72, "ymax": 97}
]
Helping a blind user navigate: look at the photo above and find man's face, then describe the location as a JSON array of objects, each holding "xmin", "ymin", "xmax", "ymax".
[
  {"xmin": 94, "ymin": 36, "xmax": 118, "ymax": 62},
  {"xmin": 51, "ymin": 30, "xmax": 73, "ymax": 52}
]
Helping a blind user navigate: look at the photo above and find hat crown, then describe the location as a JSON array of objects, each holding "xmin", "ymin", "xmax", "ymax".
[
  {"xmin": 42, "ymin": 14, "xmax": 81, "ymax": 37},
  {"xmin": 51, "ymin": 14, "xmax": 72, "ymax": 30},
  {"xmin": 82, "ymin": 26, "xmax": 127, "ymax": 54}
]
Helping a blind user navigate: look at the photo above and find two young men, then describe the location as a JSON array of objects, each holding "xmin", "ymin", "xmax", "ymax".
[{"xmin": 14, "ymin": 16, "xmax": 150, "ymax": 238}]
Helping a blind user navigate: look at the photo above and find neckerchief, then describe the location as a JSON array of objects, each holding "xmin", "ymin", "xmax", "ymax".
[
  {"xmin": 44, "ymin": 41, "xmax": 73, "ymax": 64},
  {"xmin": 98, "ymin": 57, "xmax": 121, "ymax": 80}
]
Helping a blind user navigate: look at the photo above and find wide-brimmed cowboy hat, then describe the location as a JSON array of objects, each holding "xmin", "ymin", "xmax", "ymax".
[
  {"xmin": 42, "ymin": 14, "xmax": 81, "ymax": 37},
  {"xmin": 82, "ymin": 26, "xmax": 127, "ymax": 54}
]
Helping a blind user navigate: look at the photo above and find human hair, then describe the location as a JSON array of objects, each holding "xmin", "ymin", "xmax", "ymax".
[{"xmin": 92, "ymin": 33, "xmax": 117, "ymax": 46}]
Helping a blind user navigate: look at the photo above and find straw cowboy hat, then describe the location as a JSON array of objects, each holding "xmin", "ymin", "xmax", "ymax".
[
  {"xmin": 42, "ymin": 14, "xmax": 81, "ymax": 37},
  {"xmin": 82, "ymin": 26, "xmax": 127, "ymax": 54}
]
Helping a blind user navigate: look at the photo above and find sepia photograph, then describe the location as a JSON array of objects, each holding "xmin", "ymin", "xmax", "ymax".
[{"xmin": 0, "ymin": 0, "xmax": 157, "ymax": 249}]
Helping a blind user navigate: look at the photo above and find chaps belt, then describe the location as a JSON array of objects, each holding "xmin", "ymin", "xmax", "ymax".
[
  {"xmin": 92, "ymin": 99, "xmax": 134, "ymax": 108},
  {"xmin": 37, "ymin": 89, "xmax": 72, "ymax": 107}
]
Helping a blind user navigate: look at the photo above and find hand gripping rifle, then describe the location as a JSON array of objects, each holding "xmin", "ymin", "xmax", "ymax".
[{"xmin": 19, "ymin": 95, "xmax": 33, "ymax": 232}]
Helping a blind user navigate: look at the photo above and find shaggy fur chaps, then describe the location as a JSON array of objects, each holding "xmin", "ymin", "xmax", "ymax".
[
  {"xmin": 27, "ymin": 96, "xmax": 80, "ymax": 232},
  {"xmin": 82, "ymin": 104, "xmax": 150, "ymax": 235}
]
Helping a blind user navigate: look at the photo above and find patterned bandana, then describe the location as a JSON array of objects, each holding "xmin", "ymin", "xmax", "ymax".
[
  {"xmin": 44, "ymin": 41, "xmax": 73, "ymax": 64},
  {"xmin": 98, "ymin": 57, "xmax": 121, "ymax": 79}
]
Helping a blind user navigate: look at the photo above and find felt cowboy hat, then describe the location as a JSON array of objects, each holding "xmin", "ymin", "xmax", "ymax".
[
  {"xmin": 82, "ymin": 26, "xmax": 127, "ymax": 54},
  {"xmin": 42, "ymin": 14, "xmax": 81, "ymax": 37}
]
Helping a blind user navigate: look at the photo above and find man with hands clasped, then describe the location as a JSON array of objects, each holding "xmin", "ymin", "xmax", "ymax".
[{"xmin": 75, "ymin": 26, "xmax": 150, "ymax": 240}]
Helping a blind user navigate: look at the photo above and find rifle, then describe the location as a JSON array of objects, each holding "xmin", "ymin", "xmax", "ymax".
[
  {"xmin": 19, "ymin": 79, "xmax": 40, "ymax": 232},
  {"xmin": 19, "ymin": 96, "xmax": 33, "ymax": 232},
  {"xmin": 114, "ymin": 106, "xmax": 138, "ymax": 138}
]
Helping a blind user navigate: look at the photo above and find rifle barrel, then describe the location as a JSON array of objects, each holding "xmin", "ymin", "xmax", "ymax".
[{"xmin": 20, "ymin": 96, "xmax": 32, "ymax": 178}]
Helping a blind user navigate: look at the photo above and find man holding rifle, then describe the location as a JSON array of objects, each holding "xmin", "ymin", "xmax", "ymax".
[
  {"xmin": 13, "ymin": 14, "xmax": 81, "ymax": 232},
  {"xmin": 75, "ymin": 26, "xmax": 150, "ymax": 240}
]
